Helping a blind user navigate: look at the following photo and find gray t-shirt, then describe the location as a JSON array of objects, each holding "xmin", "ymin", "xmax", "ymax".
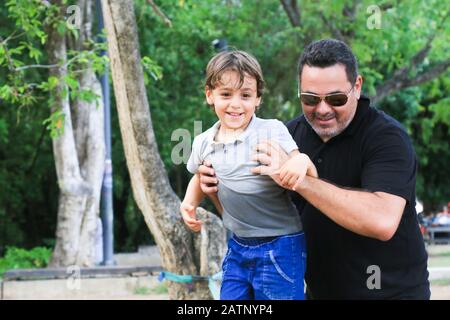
[{"xmin": 187, "ymin": 115, "xmax": 303, "ymax": 237}]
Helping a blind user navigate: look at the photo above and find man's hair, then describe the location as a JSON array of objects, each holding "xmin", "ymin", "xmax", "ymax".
[
  {"xmin": 205, "ymin": 50, "xmax": 265, "ymax": 97},
  {"xmin": 298, "ymin": 39, "xmax": 358, "ymax": 85}
]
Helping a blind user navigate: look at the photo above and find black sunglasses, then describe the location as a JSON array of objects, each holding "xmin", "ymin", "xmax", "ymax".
[{"xmin": 299, "ymin": 86, "xmax": 354, "ymax": 107}]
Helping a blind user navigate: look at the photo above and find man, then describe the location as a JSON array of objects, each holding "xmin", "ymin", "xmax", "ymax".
[{"xmin": 198, "ymin": 39, "xmax": 430, "ymax": 299}]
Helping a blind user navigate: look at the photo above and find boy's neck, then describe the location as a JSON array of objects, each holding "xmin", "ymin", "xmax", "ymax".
[
  {"xmin": 215, "ymin": 126, "xmax": 244, "ymax": 143},
  {"xmin": 215, "ymin": 119, "xmax": 253, "ymax": 143}
]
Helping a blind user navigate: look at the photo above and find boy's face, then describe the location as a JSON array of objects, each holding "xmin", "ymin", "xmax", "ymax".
[{"xmin": 206, "ymin": 70, "xmax": 261, "ymax": 131}]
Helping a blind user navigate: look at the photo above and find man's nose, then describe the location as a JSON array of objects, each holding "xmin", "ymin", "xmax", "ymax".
[{"xmin": 315, "ymin": 99, "xmax": 332, "ymax": 114}]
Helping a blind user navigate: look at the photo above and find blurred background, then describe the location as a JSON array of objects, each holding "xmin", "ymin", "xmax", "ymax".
[{"xmin": 0, "ymin": 0, "xmax": 449, "ymax": 298}]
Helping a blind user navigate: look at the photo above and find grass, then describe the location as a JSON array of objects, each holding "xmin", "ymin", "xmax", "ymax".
[
  {"xmin": 429, "ymin": 252, "xmax": 450, "ymax": 258},
  {"xmin": 431, "ymin": 279, "xmax": 450, "ymax": 286},
  {"xmin": 133, "ymin": 282, "xmax": 168, "ymax": 295},
  {"xmin": 427, "ymin": 246, "xmax": 450, "ymax": 268},
  {"xmin": 0, "ymin": 247, "xmax": 52, "ymax": 279},
  {"xmin": 149, "ymin": 282, "xmax": 168, "ymax": 294},
  {"xmin": 134, "ymin": 287, "xmax": 151, "ymax": 295}
]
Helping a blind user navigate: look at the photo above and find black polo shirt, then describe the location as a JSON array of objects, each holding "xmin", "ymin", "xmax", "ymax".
[{"xmin": 286, "ymin": 96, "xmax": 430, "ymax": 299}]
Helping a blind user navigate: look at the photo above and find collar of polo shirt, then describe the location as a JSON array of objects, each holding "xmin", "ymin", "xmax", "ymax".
[{"xmin": 208, "ymin": 114, "xmax": 257, "ymax": 146}]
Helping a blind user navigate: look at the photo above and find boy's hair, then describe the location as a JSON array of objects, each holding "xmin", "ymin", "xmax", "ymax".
[
  {"xmin": 298, "ymin": 39, "xmax": 358, "ymax": 85},
  {"xmin": 205, "ymin": 50, "xmax": 265, "ymax": 97}
]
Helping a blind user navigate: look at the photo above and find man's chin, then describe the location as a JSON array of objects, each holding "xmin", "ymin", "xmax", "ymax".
[{"xmin": 312, "ymin": 126, "xmax": 340, "ymax": 141}]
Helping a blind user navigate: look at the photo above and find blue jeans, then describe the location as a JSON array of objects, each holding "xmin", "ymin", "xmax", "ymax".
[{"xmin": 220, "ymin": 232, "xmax": 306, "ymax": 300}]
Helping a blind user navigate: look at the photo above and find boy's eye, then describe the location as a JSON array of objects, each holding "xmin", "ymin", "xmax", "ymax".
[
  {"xmin": 242, "ymin": 93, "xmax": 252, "ymax": 98},
  {"xmin": 221, "ymin": 92, "xmax": 231, "ymax": 97}
]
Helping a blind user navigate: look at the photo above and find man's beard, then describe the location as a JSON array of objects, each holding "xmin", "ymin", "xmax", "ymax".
[{"xmin": 304, "ymin": 109, "xmax": 355, "ymax": 141}]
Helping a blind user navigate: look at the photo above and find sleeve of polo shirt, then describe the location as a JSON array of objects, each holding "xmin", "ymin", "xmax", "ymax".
[
  {"xmin": 186, "ymin": 134, "xmax": 205, "ymax": 174},
  {"xmin": 361, "ymin": 126, "xmax": 416, "ymax": 202},
  {"xmin": 273, "ymin": 120, "xmax": 299, "ymax": 154}
]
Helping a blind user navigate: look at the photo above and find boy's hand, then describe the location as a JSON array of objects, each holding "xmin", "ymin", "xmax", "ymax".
[
  {"xmin": 279, "ymin": 153, "xmax": 318, "ymax": 190},
  {"xmin": 180, "ymin": 202, "xmax": 202, "ymax": 232}
]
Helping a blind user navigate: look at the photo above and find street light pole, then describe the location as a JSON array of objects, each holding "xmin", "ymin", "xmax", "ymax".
[{"xmin": 97, "ymin": 0, "xmax": 114, "ymax": 266}]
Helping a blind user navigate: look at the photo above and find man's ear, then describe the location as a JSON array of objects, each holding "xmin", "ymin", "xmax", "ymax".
[
  {"xmin": 205, "ymin": 86, "xmax": 214, "ymax": 105},
  {"xmin": 354, "ymin": 75, "xmax": 363, "ymax": 100}
]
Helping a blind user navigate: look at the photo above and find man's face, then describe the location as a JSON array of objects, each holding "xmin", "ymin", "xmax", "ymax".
[{"xmin": 300, "ymin": 64, "xmax": 362, "ymax": 142}]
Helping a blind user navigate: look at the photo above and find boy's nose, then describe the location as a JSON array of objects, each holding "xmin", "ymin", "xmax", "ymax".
[{"xmin": 229, "ymin": 96, "xmax": 241, "ymax": 108}]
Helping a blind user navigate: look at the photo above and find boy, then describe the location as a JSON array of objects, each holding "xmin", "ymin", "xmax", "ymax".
[{"xmin": 181, "ymin": 50, "xmax": 317, "ymax": 300}]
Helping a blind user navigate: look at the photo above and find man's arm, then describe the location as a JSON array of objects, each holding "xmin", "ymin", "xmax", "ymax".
[
  {"xmin": 251, "ymin": 140, "xmax": 318, "ymax": 183},
  {"xmin": 293, "ymin": 176, "xmax": 406, "ymax": 241},
  {"xmin": 253, "ymin": 141, "xmax": 406, "ymax": 241}
]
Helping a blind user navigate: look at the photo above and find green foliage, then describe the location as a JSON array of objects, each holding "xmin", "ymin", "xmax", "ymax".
[
  {"xmin": 0, "ymin": 0, "xmax": 449, "ymax": 253},
  {"xmin": 142, "ymin": 56, "xmax": 163, "ymax": 84},
  {"xmin": 134, "ymin": 0, "xmax": 449, "ymax": 212},
  {"xmin": 1, "ymin": 1, "xmax": 108, "ymax": 138},
  {"xmin": 0, "ymin": 246, "xmax": 52, "ymax": 278},
  {"xmin": 42, "ymin": 109, "xmax": 65, "ymax": 138}
]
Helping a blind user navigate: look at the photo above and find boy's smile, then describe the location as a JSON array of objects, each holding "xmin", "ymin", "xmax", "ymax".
[{"xmin": 206, "ymin": 70, "xmax": 261, "ymax": 139}]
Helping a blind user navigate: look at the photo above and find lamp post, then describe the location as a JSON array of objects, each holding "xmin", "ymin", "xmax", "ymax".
[
  {"xmin": 97, "ymin": 0, "xmax": 114, "ymax": 266},
  {"xmin": 212, "ymin": 38, "xmax": 228, "ymax": 52}
]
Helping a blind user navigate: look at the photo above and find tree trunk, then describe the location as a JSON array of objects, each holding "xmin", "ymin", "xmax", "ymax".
[
  {"xmin": 101, "ymin": 0, "xmax": 226, "ymax": 299},
  {"xmin": 47, "ymin": 0, "xmax": 105, "ymax": 267}
]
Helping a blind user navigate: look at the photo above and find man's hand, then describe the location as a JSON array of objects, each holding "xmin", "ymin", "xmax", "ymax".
[
  {"xmin": 279, "ymin": 153, "xmax": 318, "ymax": 190},
  {"xmin": 180, "ymin": 202, "xmax": 202, "ymax": 232},
  {"xmin": 198, "ymin": 161, "xmax": 218, "ymax": 194},
  {"xmin": 251, "ymin": 140, "xmax": 318, "ymax": 189},
  {"xmin": 251, "ymin": 140, "xmax": 289, "ymax": 176}
]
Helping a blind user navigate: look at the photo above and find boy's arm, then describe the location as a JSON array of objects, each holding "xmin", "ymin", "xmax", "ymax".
[
  {"xmin": 187, "ymin": 173, "xmax": 223, "ymax": 215},
  {"xmin": 287, "ymin": 149, "xmax": 318, "ymax": 178},
  {"xmin": 180, "ymin": 174, "xmax": 205, "ymax": 232},
  {"xmin": 183, "ymin": 173, "xmax": 205, "ymax": 207},
  {"xmin": 208, "ymin": 193, "xmax": 223, "ymax": 215}
]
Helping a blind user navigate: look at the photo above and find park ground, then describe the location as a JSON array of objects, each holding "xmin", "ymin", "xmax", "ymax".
[
  {"xmin": 1, "ymin": 244, "xmax": 449, "ymax": 300},
  {"xmin": 112, "ymin": 244, "xmax": 450, "ymax": 300}
]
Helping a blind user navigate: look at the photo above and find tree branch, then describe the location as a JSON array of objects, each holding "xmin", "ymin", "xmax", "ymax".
[
  {"xmin": 319, "ymin": 12, "xmax": 347, "ymax": 43},
  {"xmin": 379, "ymin": 0, "xmax": 402, "ymax": 11},
  {"xmin": 372, "ymin": 10, "xmax": 449, "ymax": 104},
  {"xmin": 14, "ymin": 64, "xmax": 60, "ymax": 71},
  {"xmin": 13, "ymin": 48, "xmax": 96, "ymax": 72},
  {"xmin": 147, "ymin": 0, "xmax": 172, "ymax": 27},
  {"xmin": 280, "ymin": 0, "xmax": 301, "ymax": 27},
  {"xmin": 404, "ymin": 61, "xmax": 450, "ymax": 87},
  {"xmin": 373, "ymin": 60, "xmax": 450, "ymax": 105}
]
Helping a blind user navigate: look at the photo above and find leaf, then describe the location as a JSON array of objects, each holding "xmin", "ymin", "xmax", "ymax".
[
  {"xmin": 0, "ymin": 85, "xmax": 13, "ymax": 101},
  {"xmin": 63, "ymin": 75, "xmax": 78, "ymax": 91},
  {"xmin": 48, "ymin": 76, "xmax": 59, "ymax": 90}
]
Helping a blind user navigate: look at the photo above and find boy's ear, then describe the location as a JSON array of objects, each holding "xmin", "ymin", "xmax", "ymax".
[
  {"xmin": 205, "ymin": 86, "xmax": 214, "ymax": 105},
  {"xmin": 255, "ymin": 96, "xmax": 262, "ymax": 108}
]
